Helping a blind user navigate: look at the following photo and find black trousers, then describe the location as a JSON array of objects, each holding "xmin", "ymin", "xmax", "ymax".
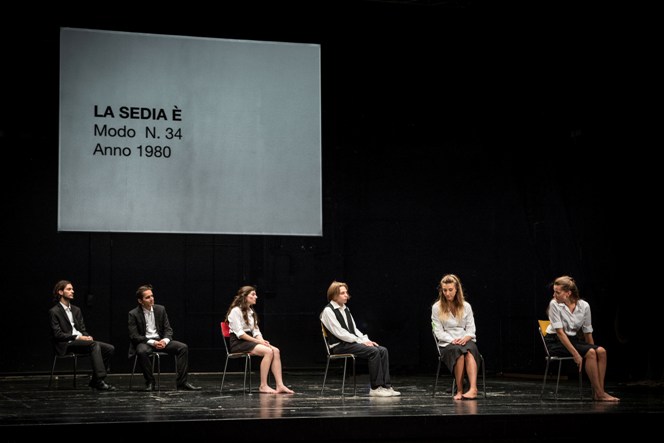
[
  {"xmin": 333, "ymin": 342, "xmax": 391, "ymax": 389},
  {"xmin": 135, "ymin": 340, "xmax": 190, "ymax": 386},
  {"xmin": 66, "ymin": 340, "xmax": 115, "ymax": 382}
]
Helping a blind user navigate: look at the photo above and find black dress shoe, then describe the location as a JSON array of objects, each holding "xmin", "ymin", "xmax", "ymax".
[
  {"xmin": 88, "ymin": 379, "xmax": 107, "ymax": 389},
  {"xmin": 142, "ymin": 382, "xmax": 155, "ymax": 391},
  {"xmin": 93, "ymin": 381, "xmax": 117, "ymax": 391},
  {"xmin": 178, "ymin": 382, "xmax": 201, "ymax": 391}
]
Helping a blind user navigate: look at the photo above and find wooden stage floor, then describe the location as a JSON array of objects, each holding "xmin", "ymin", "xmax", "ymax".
[{"xmin": 1, "ymin": 371, "xmax": 662, "ymax": 442}]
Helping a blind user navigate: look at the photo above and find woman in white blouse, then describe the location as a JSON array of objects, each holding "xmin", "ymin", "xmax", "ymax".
[
  {"xmin": 432, "ymin": 274, "xmax": 480, "ymax": 400},
  {"xmin": 225, "ymin": 286, "xmax": 294, "ymax": 394},
  {"xmin": 546, "ymin": 275, "xmax": 618, "ymax": 401}
]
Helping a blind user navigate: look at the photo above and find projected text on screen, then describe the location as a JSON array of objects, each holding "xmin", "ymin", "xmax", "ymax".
[{"xmin": 59, "ymin": 28, "xmax": 322, "ymax": 236}]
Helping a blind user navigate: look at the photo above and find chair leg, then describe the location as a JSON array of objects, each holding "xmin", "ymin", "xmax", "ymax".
[
  {"xmin": 220, "ymin": 356, "xmax": 250, "ymax": 394},
  {"xmin": 72, "ymin": 355, "xmax": 78, "ymax": 388},
  {"xmin": 154, "ymin": 354, "xmax": 161, "ymax": 392},
  {"xmin": 48, "ymin": 354, "xmax": 88, "ymax": 390},
  {"xmin": 351, "ymin": 357, "xmax": 356, "ymax": 396},
  {"xmin": 578, "ymin": 367, "xmax": 583, "ymax": 400},
  {"xmin": 540, "ymin": 359, "xmax": 551, "ymax": 399},
  {"xmin": 220, "ymin": 357, "xmax": 230, "ymax": 394},
  {"xmin": 129, "ymin": 356, "xmax": 138, "ymax": 390},
  {"xmin": 248, "ymin": 357, "xmax": 252, "ymax": 394},
  {"xmin": 172, "ymin": 355, "xmax": 178, "ymax": 390},
  {"xmin": 321, "ymin": 358, "xmax": 331, "ymax": 394},
  {"xmin": 481, "ymin": 356, "xmax": 487, "ymax": 399},
  {"xmin": 48, "ymin": 356, "xmax": 58, "ymax": 389},
  {"xmin": 242, "ymin": 357, "xmax": 249, "ymax": 394},
  {"xmin": 321, "ymin": 357, "xmax": 357, "ymax": 396},
  {"xmin": 555, "ymin": 360, "xmax": 564, "ymax": 399},
  {"xmin": 433, "ymin": 359, "xmax": 442, "ymax": 397},
  {"xmin": 340, "ymin": 358, "xmax": 348, "ymax": 396}
]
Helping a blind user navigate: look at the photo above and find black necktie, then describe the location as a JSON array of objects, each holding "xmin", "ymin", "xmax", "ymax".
[{"xmin": 342, "ymin": 308, "xmax": 355, "ymax": 334}]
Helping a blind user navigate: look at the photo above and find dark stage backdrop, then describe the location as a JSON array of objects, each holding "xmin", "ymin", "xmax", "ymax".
[{"xmin": 1, "ymin": 2, "xmax": 659, "ymax": 382}]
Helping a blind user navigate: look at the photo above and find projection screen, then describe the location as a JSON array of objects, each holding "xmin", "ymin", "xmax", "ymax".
[{"xmin": 59, "ymin": 28, "xmax": 322, "ymax": 236}]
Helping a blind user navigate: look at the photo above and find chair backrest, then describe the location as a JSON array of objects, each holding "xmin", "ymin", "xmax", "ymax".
[
  {"xmin": 431, "ymin": 322, "xmax": 442, "ymax": 357},
  {"xmin": 221, "ymin": 321, "xmax": 231, "ymax": 337},
  {"xmin": 321, "ymin": 323, "xmax": 332, "ymax": 356},
  {"xmin": 538, "ymin": 319, "xmax": 552, "ymax": 357},
  {"xmin": 220, "ymin": 321, "xmax": 231, "ymax": 353}
]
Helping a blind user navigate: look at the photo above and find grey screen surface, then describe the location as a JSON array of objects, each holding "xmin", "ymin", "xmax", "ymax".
[{"xmin": 59, "ymin": 28, "xmax": 322, "ymax": 236}]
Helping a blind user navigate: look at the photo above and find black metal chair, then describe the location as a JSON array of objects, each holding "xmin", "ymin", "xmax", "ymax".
[
  {"xmin": 48, "ymin": 349, "xmax": 90, "ymax": 388},
  {"xmin": 219, "ymin": 321, "xmax": 253, "ymax": 394},
  {"xmin": 432, "ymin": 327, "xmax": 486, "ymax": 398},
  {"xmin": 538, "ymin": 319, "xmax": 583, "ymax": 399},
  {"xmin": 320, "ymin": 323, "xmax": 356, "ymax": 396},
  {"xmin": 129, "ymin": 349, "xmax": 177, "ymax": 391}
]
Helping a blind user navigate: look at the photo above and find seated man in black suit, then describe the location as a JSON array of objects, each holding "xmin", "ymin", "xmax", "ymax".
[
  {"xmin": 128, "ymin": 284, "xmax": 201, "ymax": 391},
  {"xmin": 49, "ymin": 280, "xmax": 116, "ymax": 391}
]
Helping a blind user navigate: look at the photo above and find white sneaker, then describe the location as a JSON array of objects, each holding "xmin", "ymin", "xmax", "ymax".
[
  {"xmin": 385, "ymin": 386, "xmax": 401, "ymax": 396},
  {"xmin": 369, "ymin": 386, "xmax": 392, "ymax": 397}
]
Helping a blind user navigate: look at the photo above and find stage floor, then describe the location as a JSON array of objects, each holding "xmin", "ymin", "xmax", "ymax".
[{"xmin": 1, "ymin": 371, "xmax": 662, "ymax": 442}]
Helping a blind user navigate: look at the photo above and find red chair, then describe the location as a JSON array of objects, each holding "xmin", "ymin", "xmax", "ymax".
[{"xmin": 219, "ymin": 321, "xmax": 252, "ymax": 394}]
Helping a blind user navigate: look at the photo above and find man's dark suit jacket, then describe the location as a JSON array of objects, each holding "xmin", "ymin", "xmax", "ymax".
[
  {"xmin": 49, "ymin": 303, "xmax": 89, "ymax": 356},
  {"xmin": 128, "ymin": 304, "xmax": 174, "ymax": 359}
]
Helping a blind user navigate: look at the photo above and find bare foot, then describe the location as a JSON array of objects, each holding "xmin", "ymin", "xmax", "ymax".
[
  {"xmin": 453, "ymin": 392, "xmax": 463, "ymax": 400},
  {"xmin": 259, "ymin": 386, "xmax": 277, "ymax": 394},
  {"xmin": 462, "ymin": 389, "xmax": 478, "ymax": 400},
  {"xmin": 276, "ymin": 385, "xmax": 295, "ymax": 394},
  {"xmin": 594, "ymin": 393, "xmax": 620, "ymax": 402}
]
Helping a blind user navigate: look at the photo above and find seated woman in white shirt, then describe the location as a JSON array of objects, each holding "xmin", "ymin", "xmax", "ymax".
[
  {"xmin": 225, "ymin": 286, "xmax": 294, "ymax": 394},
  {"xmin": 432, "ymin": 274, "xmax": 480, "ymax": 400},
  {"xmin": 546, "ymin": 275, "xmax": 618, "ymax": 401}
]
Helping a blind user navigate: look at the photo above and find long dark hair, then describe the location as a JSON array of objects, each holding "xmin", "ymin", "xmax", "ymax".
[
  {"xmin": 225, "ymin": 286, "xmax": 258, "ymax": 329},
  {"xmin": 52, "ymin": 280, "xmax": 71, "ymax": 303}
]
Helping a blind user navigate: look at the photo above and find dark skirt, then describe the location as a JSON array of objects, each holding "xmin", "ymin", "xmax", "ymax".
[
  {"xmin": 230, "ymin": 333, "xmax": 258, "ymax": 353},
  {"xmin": 439, "ymin": 341, "xmax": 481, "ymax": 373},
  {"xmin": 545, "ymin": 333, "xmax": 598, "ymax": 357}
]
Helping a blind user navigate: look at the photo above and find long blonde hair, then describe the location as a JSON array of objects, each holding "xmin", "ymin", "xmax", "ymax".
[
  {"xmin": 553, "ymin": 275, "xmax": 580, "ymax": 302},
  {"xmin": 436, "ymin": 274, "xmax": 466, "ymax": 322}
]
